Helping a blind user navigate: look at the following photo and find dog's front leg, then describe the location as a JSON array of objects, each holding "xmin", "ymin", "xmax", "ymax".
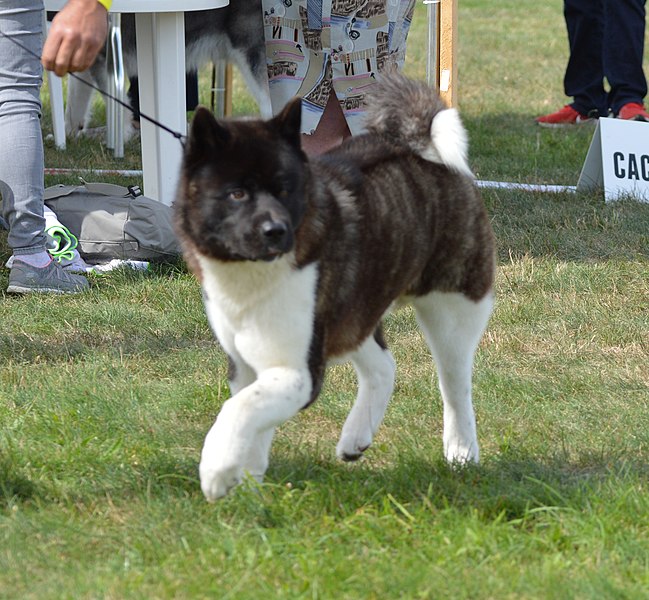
[{"xmin": 199, "ymin": 366, "xmax": 311, "ymax": 501}]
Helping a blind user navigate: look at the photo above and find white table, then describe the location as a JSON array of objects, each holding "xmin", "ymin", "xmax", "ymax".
[{"xmin": 45, "ymin": 0, "xmax": 229, "ymax": 205}]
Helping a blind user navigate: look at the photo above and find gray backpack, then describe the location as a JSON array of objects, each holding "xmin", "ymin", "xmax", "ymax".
[{"xmin": 43, "ymin": 181, "xmax": 181, "ymax": 263}]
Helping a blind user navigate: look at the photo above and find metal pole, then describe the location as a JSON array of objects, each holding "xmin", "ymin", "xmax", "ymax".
[
  {"xmin": 212, "ymin": 60, "xmax": 227, "ymax": 118},
  {"xmin": 107, "ymin": 13, "xmax": 125, "ymax": 158}
]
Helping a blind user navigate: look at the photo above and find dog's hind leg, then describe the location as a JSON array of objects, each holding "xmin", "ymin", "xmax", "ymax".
[
  {"xmin": 413, "ymin": 291, "xmax": 493, "ymax": 465},
  {"xmin": 336, "ymin": 331, "xmax": 396, "ymax": 461}
]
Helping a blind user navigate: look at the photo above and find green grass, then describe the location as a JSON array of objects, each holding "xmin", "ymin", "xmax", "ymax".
[{"xmin": 2, "ymin": 1, "xmax": 649, "ymax": 598}]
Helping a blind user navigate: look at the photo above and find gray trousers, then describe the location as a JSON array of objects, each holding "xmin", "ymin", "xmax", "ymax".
[{"xmin": 0, "ymin": 0, "xmax": 47, "ymax": 257}]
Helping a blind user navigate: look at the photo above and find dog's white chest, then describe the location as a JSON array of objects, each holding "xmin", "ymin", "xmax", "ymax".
[{"xmin": 197, "ymin": 254, "xmax": 318, "ymax": 370}]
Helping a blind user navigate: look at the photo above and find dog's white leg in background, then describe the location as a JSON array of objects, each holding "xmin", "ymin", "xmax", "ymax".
[
  {"xmin": 242, "ymin": 427, "xmax": 276, "ymax": 483},
  {"xmin": 336, "ymin": 335, "xmax": 396, "ymax": 461},
  {"xmin": 64, "ymin": 70, "xmax": 97, "ymax": 137},
  {"xmin": 199, "ymin": 366, "xmax": 311, "ymax": 501},
  {"xmin": 226, "ymin": 352, "xmax": 256, "ymax": 395},
  {"xmin": 413, "ymin": 291, "xmax": 494, "ymax": 464}
]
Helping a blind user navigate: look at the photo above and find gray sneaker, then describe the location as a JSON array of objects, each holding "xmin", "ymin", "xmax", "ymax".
[{"xmin": 7, "ymin": 259, "xmax": 89, "ymax": 294}]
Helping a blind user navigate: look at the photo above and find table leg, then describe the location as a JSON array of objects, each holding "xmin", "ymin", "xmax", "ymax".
[
  {"xmin": 106, "ymin": 13, "xmax": 125, "ymax": 158},
  {"xmin": 44, "ymin": 14, "xmax": 66, "ymax": 150},
  {"xmin": 134, "ymin": 12, "xmax": 186, "ymax": 205}
]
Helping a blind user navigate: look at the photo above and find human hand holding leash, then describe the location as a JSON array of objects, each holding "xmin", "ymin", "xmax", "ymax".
[{"xmin": 42, "ymin": 0, "xmax": 109, "ymax": 77}]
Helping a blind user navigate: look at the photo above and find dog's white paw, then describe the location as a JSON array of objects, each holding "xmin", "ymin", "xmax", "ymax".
[
  {"xmin": 198, "ymin": 403, "xmax": 275, "ymax": 501},
  {"xmin": 199, "ymin": 459, "xmax": 267, "ymax": 501},
  {"xmin": 336, "ymin": 428, "xmax": 372, "ymax": 462},
  {"xmin": 199, "ymin": 408, "xmax": 249, "ymax": 501},
  {"xmin": 199, "ymin": 461, "xmax": 244, "ymax": 502},
  {"xmin": 444, "ymin": 437, "xmax": 480, "ymax": 465}
]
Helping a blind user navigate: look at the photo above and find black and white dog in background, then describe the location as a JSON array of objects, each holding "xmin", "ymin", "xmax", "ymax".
[
  {"xmin": 174, "ymin": 73, "xmax": 496, "ymax": 502},
  {"xmin": 64, "ymin": 0, "xmax": 270, "ymax": 140}
]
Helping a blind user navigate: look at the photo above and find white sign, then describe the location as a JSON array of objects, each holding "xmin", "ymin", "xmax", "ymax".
[{"xmin": 577, "ymin": 117, "xmax": 649, "ymax": 203}]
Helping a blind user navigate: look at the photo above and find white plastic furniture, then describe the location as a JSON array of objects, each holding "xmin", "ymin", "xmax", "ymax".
[
  {"xmin": 44, "ymin": 12, "xmax": 115, "ymax": 153},
  {"xmin": 105, "ymin": 12, "xmax": 125, "ymax": 159},
  {"xmin": 43, "ymin": 16, "xmax": 66, "ymax": 150},
  {"xmin": 45, "ymin": 0, "xmax": 229, "ymax": 205}
]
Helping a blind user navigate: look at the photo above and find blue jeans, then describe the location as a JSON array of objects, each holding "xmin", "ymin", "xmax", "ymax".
[
  {"xmin": 564, "ymin": 0, "xmax": 648, "ymax": 116},
  {"xmin": 0, "ymin": 0, "xmax": 48, "ymax": 257}
]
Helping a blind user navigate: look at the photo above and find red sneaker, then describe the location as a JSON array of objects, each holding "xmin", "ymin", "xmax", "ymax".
[
  {"xmin": 617, "ymin": 102, "xmax": 649, "ymax": 122},
  {"xmin": 536, "ymin": 105, "xmax": 595, "ymax": 128}
]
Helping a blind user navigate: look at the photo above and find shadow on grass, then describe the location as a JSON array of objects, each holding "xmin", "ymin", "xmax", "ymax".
[
  {"xmin": 0, "ymin": 454, "xmax": 44, "ymax": 506},
  {"xmin": 258, "ymin": 447, "xmax": 646, "ymax": 523},
  {"xmin": 485, "ymin": 188, "xmax": 649, "ymax": 263},
  {"xmin": 4, "ymin": 437, "xmax": 646, "ymax": 533},
  {"xmin": 0, "ymin": 450, "xmax": 202, "ymax": 510},
  {"xmin": 0, "ymin": 328, "xmax": 215, "ymax": 364}
]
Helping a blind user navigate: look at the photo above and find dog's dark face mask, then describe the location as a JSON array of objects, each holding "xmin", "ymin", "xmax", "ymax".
[{"xmin": 176, "ymin": 99, "xmax": 308, "ymax": 262}]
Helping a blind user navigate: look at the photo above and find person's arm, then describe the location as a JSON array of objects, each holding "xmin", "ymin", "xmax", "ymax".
[{"xmin": 42, "ymin": 0, "xmax": 110, "ymax": 77}]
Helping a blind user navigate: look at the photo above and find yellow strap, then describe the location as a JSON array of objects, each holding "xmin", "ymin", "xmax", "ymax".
[{"xmin": 96, "ymin": 0, "xmax": 112, "ymax": 11}]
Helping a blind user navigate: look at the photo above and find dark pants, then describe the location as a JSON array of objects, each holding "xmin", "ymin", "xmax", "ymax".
[{"xmin": 564, "ymin": 0, "xmax": 647, "ymax": 116}]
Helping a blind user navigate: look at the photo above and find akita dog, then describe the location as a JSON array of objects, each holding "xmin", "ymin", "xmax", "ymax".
[{"xmin": 174, "ymin": 73, "xmax": 496, "ymax": 501}]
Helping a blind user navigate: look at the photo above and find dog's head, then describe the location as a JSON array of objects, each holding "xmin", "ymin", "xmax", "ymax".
[{"xmin": 175, "ymin": 99, "xmax": 308, "ymax": 262}]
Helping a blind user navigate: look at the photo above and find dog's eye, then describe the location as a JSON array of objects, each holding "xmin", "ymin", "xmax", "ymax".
[
  {"xmin": 277, "ymin": 182, "xmax": 293, "ymax": 198},
  {"xmin": 227, "ymin": 189, "xmax": 249, "ymax": 202}
]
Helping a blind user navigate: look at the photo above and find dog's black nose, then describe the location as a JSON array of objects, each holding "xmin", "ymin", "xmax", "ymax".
[{"xmin": 261, "ymin": 220, "xmax": 288, "ymax": 242}]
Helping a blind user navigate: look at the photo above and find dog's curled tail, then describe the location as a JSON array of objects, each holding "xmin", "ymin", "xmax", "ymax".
[{"xmin": 363, "ymin": 72, "xmax": 473, "ymax": 178}]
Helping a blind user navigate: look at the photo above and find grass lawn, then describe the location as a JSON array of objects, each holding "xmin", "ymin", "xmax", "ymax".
[{"xmin": 2, "ymin": 1, "xmax": 649, "ymax": 598}]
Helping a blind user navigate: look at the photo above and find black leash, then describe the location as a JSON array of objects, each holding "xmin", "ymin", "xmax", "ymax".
[{"xmin": 0, "ymin": 28, "xmax": 187, "ymax": 148}]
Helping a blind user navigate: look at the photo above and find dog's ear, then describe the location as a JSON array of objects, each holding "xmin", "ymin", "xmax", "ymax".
[
  {"xmin": 185, "ymin": 106, "xmax": 230, "ymax": 162},
  {"xmin": 272, "ymin": 97, "xmax": 302, "ymax": 148}
]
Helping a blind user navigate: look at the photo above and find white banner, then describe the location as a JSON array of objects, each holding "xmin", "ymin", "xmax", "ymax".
[{"xmin": 577, "ymin": 117, "xmax": 649, "ymax": 203}]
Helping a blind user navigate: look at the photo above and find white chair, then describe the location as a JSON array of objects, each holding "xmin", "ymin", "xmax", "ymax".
[
  {"xmin": 104, "ymin": 13, "xmax": 126, "ymax": 157},
  {"xmin": 45, "ymin": 11, "xmax": 125, "ymax": 156},
  {"xmin": 44, "ymin": 14, "xmax": 66, "ymax": 150}
]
